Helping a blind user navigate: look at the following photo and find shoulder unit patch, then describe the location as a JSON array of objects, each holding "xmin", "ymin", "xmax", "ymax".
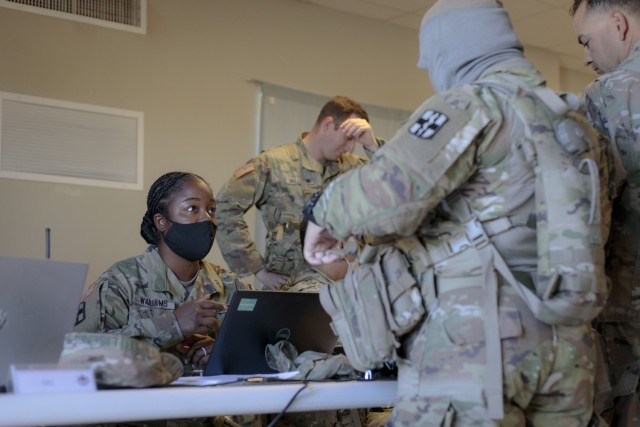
[
  {"xmin": 234, "ymin": 163, "xmax": 256, "ymax": 179},
  {"xmin": 408, "ymin": 109, "xmax": 449, "ymax": 139}
]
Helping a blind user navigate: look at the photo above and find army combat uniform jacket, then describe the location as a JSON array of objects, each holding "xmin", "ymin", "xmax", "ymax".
[
  {"xmin": 582, "ymin": 42, "xmax": 640, "ymax": 322},
  {"xmin": 216, "ymin": 137, "xmax": 375, "ymax": 278},
  {"xmin": 280, "ymin": 267, "xmax": 333, "ymax": 293},
  {"xmin": 581, "ymin": 41, "xmax": 640, "ymax": 423},
  {"xmin": 74, "ymin": 245, "xmax": 246, "ymax": 350},
  {"xmin": 312, "ymin": 66, "xmax": 603, "ymax": 426}
]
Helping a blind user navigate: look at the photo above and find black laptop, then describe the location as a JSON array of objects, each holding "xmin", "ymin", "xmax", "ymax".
[{"xmin": 204, "ymin": 290, "xmax": 338, "ymax": 376}]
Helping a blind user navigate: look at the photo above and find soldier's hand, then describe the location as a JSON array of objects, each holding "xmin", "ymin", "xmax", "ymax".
[
  {"xmin": 339, "ymin": 118, "xmax": 378, "ymax": 151},
  {"xmin": 256, "ymin": 268, "xmax": 288, "ymax": 290},
  {"xmin": 182, "ymin": 334, "xmax": 215, "ymax": 367},
  {"xmin": 303, "ymin": 221, "xmax": 341, "ymax": 265},
  {"xmin": 174, "ymin": 296, "xmax": 225, "ymax": 337}
]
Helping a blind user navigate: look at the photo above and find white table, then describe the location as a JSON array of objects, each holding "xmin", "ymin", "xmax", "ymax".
[{"xmin": 0, "ymin": 380, "xmax": 397, "ymax": 426}]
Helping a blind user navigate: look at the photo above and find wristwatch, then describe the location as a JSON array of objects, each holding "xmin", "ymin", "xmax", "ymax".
[{"xmin": 303, "ymin": 191, "xmax": 322, "ymax": 224}]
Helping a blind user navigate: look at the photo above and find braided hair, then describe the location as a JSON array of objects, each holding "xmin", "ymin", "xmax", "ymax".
[{"xmin": 140, "ymin": 171, "xmax": 208, "ymax": 245}]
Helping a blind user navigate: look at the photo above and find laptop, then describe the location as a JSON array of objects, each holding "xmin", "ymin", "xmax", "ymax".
[
  {"xmin": 0, "ymin": 255, "xmax": 88, "ymax": 388},
  {"xmin": 204, "ymin": 290, "xmax": 338, "ymax": 376}
]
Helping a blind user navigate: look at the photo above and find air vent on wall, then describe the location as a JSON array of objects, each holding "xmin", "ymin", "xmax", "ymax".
[
  {"xmin": 0, "ymin": 92, "xmax": 144, "ymax": 190},
  {"xmin": 0, "ymin": 0, "xmax": 146, "ymax": 34}
]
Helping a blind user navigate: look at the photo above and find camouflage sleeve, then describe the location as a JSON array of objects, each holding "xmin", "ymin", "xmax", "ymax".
[
  {"xmin": 363, "ymin": 137, "xmax": 386, "ymax": 159},
  {"xmin": 74, "ymin": 273, "xmax": 184, "ymax": 349},
  {"xmin": 581, "ymin": 81, "xmax": 610, "ymax": 139},
  {"xmin": 313, "ymin": 92, "xmax": 493, "ymax": 240},
  {"xmin": 582, "ymin": 77, "xmax": 634, "ymax": 192},
  {"xmin": 215, "ymin": 156, "xmax": 269, "ymax": 276}
]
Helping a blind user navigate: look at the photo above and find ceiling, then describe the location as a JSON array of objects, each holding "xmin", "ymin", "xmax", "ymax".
[{"xmin": 298, "ymin": 0, "xmax": 587, "ymax": 71}]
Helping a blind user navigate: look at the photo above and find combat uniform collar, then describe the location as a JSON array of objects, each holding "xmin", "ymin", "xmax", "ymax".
[
  {"xmin": 617, "ymin": 41, "xmax": 640, "ymax": 71},
  {"xmin": 296, "ymin": 135, "xmax": 354, "ymax": 180},
  {"xmin": 297, "ymin": 136, "xmax": 324, "ymax": 174},
  {"xmin": 477, "ymin": 59, "xmax": 545, "ymax": 89},
  {"xmin": 142, "ymin": 246, "xmax": 219, "ymax": 298},
  {"xmin": 293, "ymin": 267, "xmax": 333, "ymax": 285}
]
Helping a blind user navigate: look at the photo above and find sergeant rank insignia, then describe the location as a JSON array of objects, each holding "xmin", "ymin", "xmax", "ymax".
[{"xmin": 408, "ymin": 110, "xmax": 448, "ymax": 139}]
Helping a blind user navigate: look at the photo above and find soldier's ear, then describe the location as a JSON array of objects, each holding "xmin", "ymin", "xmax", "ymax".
[
  {"xmin": 321, "ymin": 116, "xmax": 335, "ymax": 132},
  {"xmin": 611, "ymin": 10, "xmax": 629, "ymax": 41},
  {"xmin": 154, "ymin": 214, "xmax": 169, "ymax": 232}
]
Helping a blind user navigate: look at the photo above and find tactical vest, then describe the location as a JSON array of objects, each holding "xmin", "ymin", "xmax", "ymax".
[
  {"xmin": 437, "ymin": 78, "xmax": 607, "ymax": 418},
  {"xmin": 320, "ymin": 78, "xmax": 608, "ymax": 420}
]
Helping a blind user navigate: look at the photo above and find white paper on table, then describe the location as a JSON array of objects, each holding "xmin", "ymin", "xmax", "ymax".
[{"xmin": 170, "ymin": 371, "xmax": 300, "ymax": 386}]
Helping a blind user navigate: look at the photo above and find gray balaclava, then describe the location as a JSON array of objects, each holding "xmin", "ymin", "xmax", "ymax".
[{"xmin": 418, "ymin": 0, "xmax": 525, "ymax": 93}]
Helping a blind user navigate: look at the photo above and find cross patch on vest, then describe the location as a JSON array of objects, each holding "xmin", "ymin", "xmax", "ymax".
[{"xmin": 408, "ymin": 109, "xmax": 449, "ymax": 139}]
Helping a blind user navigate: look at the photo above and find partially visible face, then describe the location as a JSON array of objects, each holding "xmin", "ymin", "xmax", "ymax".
[
  {"xmin": 319, "ymin": 114, "xmax": 359, "ymax": 161},
  {"xmin": 573, "ymin": 2, "xmax": 623, "ymax": 74},
  {"xmin": 165, "ymin": 178, "xmax": 216, "ymax": 225}
]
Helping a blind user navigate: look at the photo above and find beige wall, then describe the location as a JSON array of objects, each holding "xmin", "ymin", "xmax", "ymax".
[
  {"xmin": 561, "ymin": 68, "xmax": 598, "ymax": 95},
  {"xmin": 0, "ymin": 0, "xmax": 595, "ymax": 288}
]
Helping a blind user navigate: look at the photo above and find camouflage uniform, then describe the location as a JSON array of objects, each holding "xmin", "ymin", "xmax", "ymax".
[
  {"xmin": 311, "ymin": 64, "xmax": 600, "ymax": 426},
  {"xmin": 215, "ymin": 137, "xmax": 374, "ymax": 279},
  {"xmin": 280, "ymin": 268, "xmax": 332, "ymax": 293},
  {"xmin": 73, "ymin": 246, "xmax": 259, "ymax": 427},
  {"xmin": 75, "ymin": 245, "xmax": 246, "ymax": 356},
  {"xmin": 581, "ymin": 41, "xmax": 640, "ymax": 424}
]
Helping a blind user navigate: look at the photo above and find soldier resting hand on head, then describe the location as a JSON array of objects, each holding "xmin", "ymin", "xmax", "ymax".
[{"xmin": 215, "ymin": 96, "xmax": 383, "ymax": 290}]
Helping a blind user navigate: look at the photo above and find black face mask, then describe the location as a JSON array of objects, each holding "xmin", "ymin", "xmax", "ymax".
[{"xmin": 163, "ymin": 220, "xmax": 216, "ymax": 262}]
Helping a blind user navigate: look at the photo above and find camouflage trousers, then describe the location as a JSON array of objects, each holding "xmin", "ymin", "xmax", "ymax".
[
  {"xmin": 267, "ymin": 408, "xmax": 367, "ymax": 426},
  {"xmin": 387, "ymin": 283, "xmax": 596, "ymax": 427},
  {"xmin": 594, "ymin": 321, "xmax": 640, "ymax": 427}
]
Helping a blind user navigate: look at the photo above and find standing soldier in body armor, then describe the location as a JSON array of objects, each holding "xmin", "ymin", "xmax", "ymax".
[
  {"xmin": 215, "ymin": 96, "xmax": 382, "ymax": 290},
  {"xmin": 303, "ymin": 0, "xmax": 610, "ymax": 425},
  {"xmin": 572, "ymin": 0, "xmax": 640, "ymax": 424}
]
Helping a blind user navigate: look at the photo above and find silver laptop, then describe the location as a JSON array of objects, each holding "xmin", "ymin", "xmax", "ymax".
[
  {"xmin": 204, "ymin": 290, "xmax": 338, "ymax": 376},
  {"xmin": 0, "ymin": 255, "xmax": 88, "ymax": 388}
]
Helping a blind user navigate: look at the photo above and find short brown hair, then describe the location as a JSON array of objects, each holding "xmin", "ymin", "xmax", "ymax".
[{"xmin": 314, "ymin": 96, "xmax": 369, "ymax": 127}]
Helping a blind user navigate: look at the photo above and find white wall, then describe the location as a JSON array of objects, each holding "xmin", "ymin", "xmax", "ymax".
[{"xmin": 0, "ymin": 0, "xmax": 595, "ymax": 288}]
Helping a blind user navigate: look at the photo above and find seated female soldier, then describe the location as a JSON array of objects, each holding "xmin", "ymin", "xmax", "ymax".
[{"xmin": 74, "ymin": 171, "xmax": 249, "ymax": 373}]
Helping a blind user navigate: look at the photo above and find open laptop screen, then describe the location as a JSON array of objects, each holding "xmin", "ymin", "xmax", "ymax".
[{"xmin": 204, "ymin": 290, "xmax": 337, "ymax": 376}]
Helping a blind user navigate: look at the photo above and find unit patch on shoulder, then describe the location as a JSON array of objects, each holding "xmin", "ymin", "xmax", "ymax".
[
  {"xmin": 234, "ymin": 163, "xmax": 256, "ymax": 179},
  {"xmin": 80, "ymin": 281, "xmax": 98, "ymax": 302},
  {"xmin": 408, "ymin": 110, "xmax": 449, "ymax": 139}
]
